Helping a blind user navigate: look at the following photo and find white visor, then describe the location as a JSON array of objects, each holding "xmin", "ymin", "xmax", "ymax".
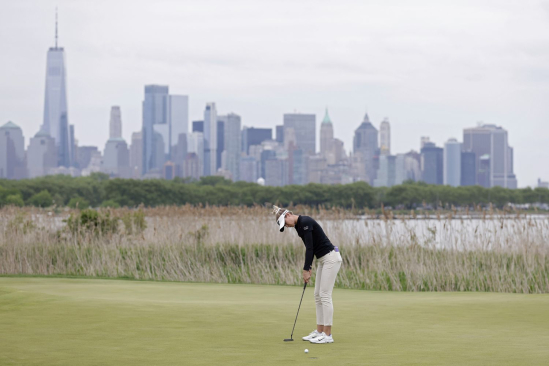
[{"xmin": 276, "ymin": 210, "xmax": 289, "ymax": 232}]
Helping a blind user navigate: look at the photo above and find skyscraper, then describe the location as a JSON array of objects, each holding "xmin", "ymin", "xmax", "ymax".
[
  {"xmin": 283, "ymin": 113, "xmax": 316, "ymax": 155},
  {"xmin": 265, "ymin": 158, "xmax": 288, "ymax": 186},
  {"xmin": 0, "ymin": 122, "xmax": 26, "ymax": 179},
  {"xmin": 333, "ymin": 138, "xmax": 346, "ymax": 164},
  {"xmin": 374, "ymin": 154, "xmax": 417, "ymax": 187},
  {"xmin": 350, "ymin": 151, "xmax": 368, "ymax": 182},
  {"xmin": 353, "ymin": 113, "xmax": 379, "ymax": 185},
  {"xmin": 109, "ymin": 106, "xmax": 122, "ymax": 139},
  {"xmin": 217, "ymin": 119, "xmax": 224, "ymax": 171},
  {"xmin": 320, "ymin": 109, "xmax": 335, "ymax": 163},
  {"xmin": 239, "ymin": 156, "xmax": 258, "ymax": 183},
  {"xmin": 260, "ymin": 149, "xmax": 276, "ymax": 180},
  {"xmin": 404, "ymin": 151, "xmax": 421, "ymax": 182},
  {"xmin": 460, "ymin": 151, "xmax": 476, "ymax": 186},
  {"xmin": 285, "ymin": 124, "xmax": 308, "ymax": 185},
  {"xmin": 379, "ymin": 118, "xmax": 391, "ymax": 156},
  {"xmin": 163, "ymin": 161, "xmax": 175, "ymax": 180},
  {"xmin": 292, "ymin": 148, "xmax": 308, "ymax": 185},
  {"xmin": 130, "ymin": 132, "xmax": 143, "ymax": 178},
  {"xmin": 286, "ymin": 134, "xmax": 297, "ymax": 185},
  {"xmin": 187, "ymin": 132, "xmax": 204, "ymax": 178},
  {"xmin": 42, "ymin": 12, "xmax": 71, "ymax": 167},
  {"xmin": 284, "ymin": 126, "xmax": 296, "ymax": 152},
  {"xmin": 241, "ymin": 127, "xmax": 272, "ymax": 154},
  {"xmin": 220, "ymin": 113, "xmax": 241, "ymax": 181},
  {"xmin": 374, "ymin": 155, "xmax": 397, "ymax": 187},
  {"xmin": 477, "ymin": 154, "xmax": 491, "ymax": 188},
  {"xmin": 307, "ymin": 155, "xmax": 327, "ymax": 184},
  {"xmin": 142, "ymin": 85, "xmax": 188, "ymax": 175},
  {"xmin": 142, "ymin": 85, "xmax": 169, "ymax": 174},
  {"xmin": 103, "ymin": 107, "xmax": 130, "ymax": 178},
  {"xmin": 183, "ymin": 153, "xmax": 200, "ymax": 180},
  {"xmin": 421, "ymin": 142, "xmax": 443, "ymax": 185},
  {"xmin": 69, "ymin": 124, "xmax": 76, "ymax": 167},
  {"xmin": 27, "ymin": 129, "xmax": 57, "ymax": 178},
  {"xmin": 192, "ymin": 121, "xmax": 204, "ymax": 133},
  {"xmin": 443, "ymin": 138, "xmax": 461, "ymax": 186},
  {"xmin": 76, "ymin": 146, "xmax": 98, "ymax": 171},
  {"xmin": 81, "ymin": 151, "xmax": 102, "ymax": 177},
  {"xmin": 172, "ymin": 132, "xmax": 188, "ymax": 177},
  {"xmin": 203, "ymin": 103, "xmax": 217, "ymax": 176},
  {"xmin": 102, "ymin": 138, "xmax": 130, "ymax": 178},
  {"xmin": 275, "ymin": 125, "xmax": 284, "ymax": 144},
  {"xmin": 463, "ymin": 124, "xmax": 517, "ymax": 188},
  {"xmin": 168, "ymin": 95, "xmax": 189, "ymax": 160}
]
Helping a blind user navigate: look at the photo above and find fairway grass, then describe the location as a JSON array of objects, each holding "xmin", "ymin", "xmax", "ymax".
[{"xmin": 1, "ymin": 278, "xmax": 549, "ymax": 365}]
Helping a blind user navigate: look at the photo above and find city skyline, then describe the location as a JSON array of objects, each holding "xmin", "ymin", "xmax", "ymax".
[
  {"xmin": 1, "ymin": 1, "xmax": 549, "ymax": 187},
  {"xmin": 0, "ymin": 16, "xmax": 526, "ymax": 188},
  {"xmin": 0, "ymin": 103, "xmax": 525, "ymax": 190}
]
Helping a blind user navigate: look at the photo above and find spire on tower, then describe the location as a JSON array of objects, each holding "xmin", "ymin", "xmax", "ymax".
[
  {"xmin": 55, "ymin": 8, "xmax": 58, "ymax": 48},
  {"xmin": 322, "ymin": 108, "xmax": 332, "ymax": 125}
]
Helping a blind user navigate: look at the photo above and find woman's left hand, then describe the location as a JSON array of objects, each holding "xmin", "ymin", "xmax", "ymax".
[{"xmin": 303, "ymin": 269, "xmax": 312, "ymax": 283}]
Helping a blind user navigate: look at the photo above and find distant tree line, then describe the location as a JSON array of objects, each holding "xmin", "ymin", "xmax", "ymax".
[{"xmin": 0, "ymin": 173, "xmax": 548, "ymax": 209}]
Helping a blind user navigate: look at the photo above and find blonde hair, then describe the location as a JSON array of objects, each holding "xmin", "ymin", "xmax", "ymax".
[{"xmin": 272, "ymin": 205, "xmax": 292, "ymax": 222}]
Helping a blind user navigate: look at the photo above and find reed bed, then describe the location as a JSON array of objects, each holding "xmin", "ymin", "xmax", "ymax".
[{"xmin": 1, "ymin": 206, "xmax": 548, "ymax": 293}]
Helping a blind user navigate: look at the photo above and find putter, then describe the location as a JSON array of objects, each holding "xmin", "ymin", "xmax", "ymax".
[{"xmin": 284, "ymin": 282, "xmax": 307, "ymax": 342}]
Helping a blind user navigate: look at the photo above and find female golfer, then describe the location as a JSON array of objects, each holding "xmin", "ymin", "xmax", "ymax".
[{"xmin": 273, "ymin": 206, "xmax": 342, "ymax": 344}]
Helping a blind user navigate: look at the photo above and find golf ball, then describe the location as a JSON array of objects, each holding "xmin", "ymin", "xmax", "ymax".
[{"xmin": 305, "ymin": 349, "xmax": 309, "ymax": 354}]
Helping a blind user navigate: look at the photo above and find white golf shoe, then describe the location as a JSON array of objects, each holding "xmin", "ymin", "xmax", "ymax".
[
  {"xmin": 309, "ymin": 332, "xmax": 334, "ymax": 344},
  {"xmin": 302, "ymin": 330, "xmax": 321, "ymax": 341}
]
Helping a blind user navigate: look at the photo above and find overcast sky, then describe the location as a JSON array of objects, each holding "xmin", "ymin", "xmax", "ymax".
[{"xmin": 1, "ymin": 0, "xmax": 549, "ymax": 187}]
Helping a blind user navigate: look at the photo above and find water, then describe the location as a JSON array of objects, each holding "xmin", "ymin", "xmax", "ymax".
[
  {"xmin": 28, "ymin": 212, "xmax": 549, "ymax": 251},
  {"xmin": 320, "ymin": 216, "xmax": 549, "ymax": 250}
]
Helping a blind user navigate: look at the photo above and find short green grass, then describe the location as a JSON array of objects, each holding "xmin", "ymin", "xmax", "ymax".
[{"xmin": 1, "ymin": 277, "xmax": 549, "ymax": 365}]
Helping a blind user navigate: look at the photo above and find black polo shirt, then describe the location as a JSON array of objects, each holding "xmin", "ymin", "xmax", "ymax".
[{"xmin": 295, "ymin": 215, "xmax": 335, "ymax": 271}]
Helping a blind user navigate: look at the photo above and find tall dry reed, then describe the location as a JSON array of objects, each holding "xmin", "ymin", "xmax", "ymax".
[{"xmin": 1, "ymin": 206, "xmax": 548, "ymax": 293}]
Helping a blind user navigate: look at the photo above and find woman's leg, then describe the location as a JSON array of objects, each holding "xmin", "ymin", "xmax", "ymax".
[
  {"xmin": 314, "ymin": 260, "xmax": 324, "ymax": 333},
  {"xmin": 318, "ymin": 252, "xmax": 342, "ymax": 335}
]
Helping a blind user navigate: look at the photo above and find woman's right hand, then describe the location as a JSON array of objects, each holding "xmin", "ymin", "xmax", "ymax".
[{"xmin": 303, "ymin": 269, "xmax": 312, "ymax": 283}]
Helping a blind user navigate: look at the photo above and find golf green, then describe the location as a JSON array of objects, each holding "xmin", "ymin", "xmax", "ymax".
[{"xmin": 1, "ymin": 278, "xmax": 548, "ymax": 365}]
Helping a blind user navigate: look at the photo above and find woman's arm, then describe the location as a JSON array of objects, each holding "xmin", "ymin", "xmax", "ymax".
[{"xmin": 303, "ymin": 230, "xmax": 314, "ymax": 271}]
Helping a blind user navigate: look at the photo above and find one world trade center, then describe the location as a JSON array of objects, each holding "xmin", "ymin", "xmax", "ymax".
[{"xmin": 42, "ymin": 11, "xmax": 71, "ymax": 167}]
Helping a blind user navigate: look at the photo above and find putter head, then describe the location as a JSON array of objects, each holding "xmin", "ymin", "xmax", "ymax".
[{"xmin": 283, "ymin": 338, "xmax": 294, "ymax": 342}]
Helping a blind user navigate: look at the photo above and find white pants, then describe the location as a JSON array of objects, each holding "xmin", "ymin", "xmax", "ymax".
[{"xmin": 314, "ymin": 250, "xmax": 342, "ymax": 326}]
